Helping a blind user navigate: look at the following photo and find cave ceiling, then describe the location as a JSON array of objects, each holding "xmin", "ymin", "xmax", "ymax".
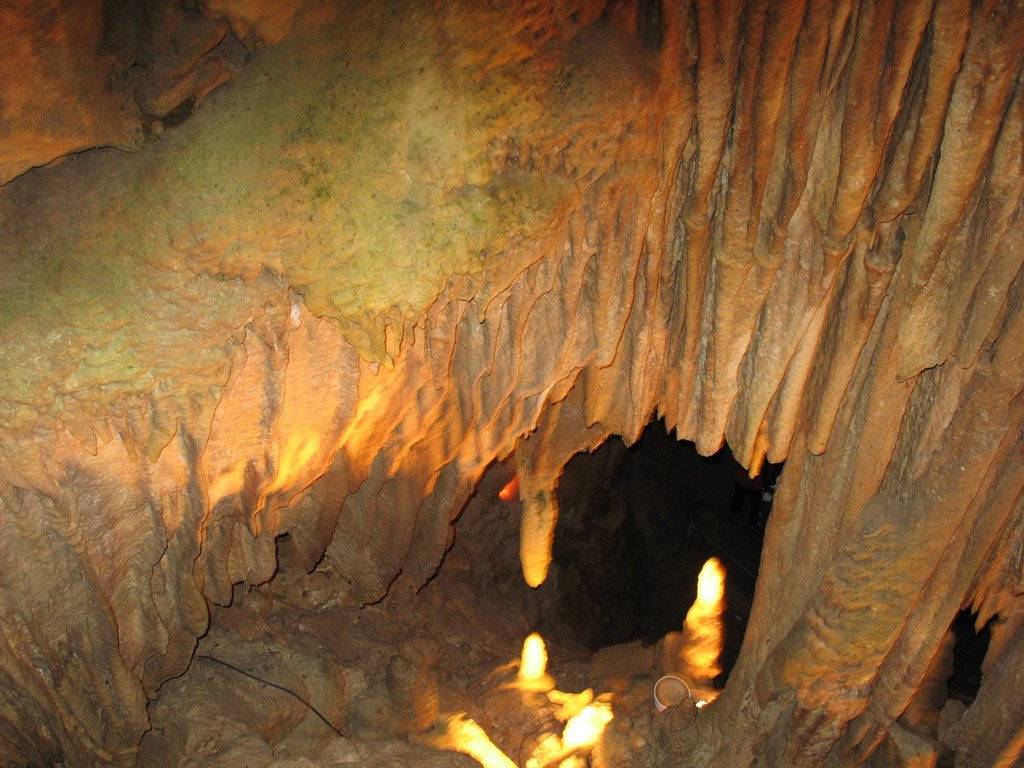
[{"xmin": 0, "ymin": 0, "xmax": 1022, "ymax": 766}]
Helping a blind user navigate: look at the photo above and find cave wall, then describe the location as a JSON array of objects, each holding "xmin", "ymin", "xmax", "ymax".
[{"xmin": 0, "ymin": 0, "xmax": 1022, "ymax": 765}]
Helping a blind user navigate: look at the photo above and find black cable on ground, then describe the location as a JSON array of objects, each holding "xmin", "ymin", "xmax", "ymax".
[{"xmin": 196, "ymin": 654, "xmax": 347, "ymax": 738}]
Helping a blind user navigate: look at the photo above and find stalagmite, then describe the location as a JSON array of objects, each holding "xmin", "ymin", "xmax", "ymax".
[
  {"xmin": 680, "ymin": 558, "xmax": 726, "ymax": 686},
  {"xmin": 519, "ymin": 633, "xmax": 555, "ymax": 692}
]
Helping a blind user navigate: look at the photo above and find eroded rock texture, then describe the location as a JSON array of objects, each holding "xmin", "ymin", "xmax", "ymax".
[
  {"xmin": 0, "ymin": 0, "xmax": 134, "ymax": 185},
  {"xmin": 0, "ymin": 0, "xmax": 1022, "ymax": 765}
]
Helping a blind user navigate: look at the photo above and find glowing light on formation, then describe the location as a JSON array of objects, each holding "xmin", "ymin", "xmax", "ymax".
[
  {"xmin": 429, "ymin": 633, "xmax": 615, "ymax": 768},
  {"xmin": 681, "ymin": 557, "xmax": 726, "ymax": 684},
  {"xmin": 267, "ymin": 431, "xmax": 322, "ymax": 494},
  {"xmin": 435, "ymin": 714, "xmax": 517, "ymax": 768},
  {"xmin": 696, "ymin": 556, "xmax": 725, "ymax": 604},
  {"xmin": 518, "ymin": 632, "xmax": 554, "ymax": 691},
  {"xmin": 561, "ymin": 701, "xmax": 614, "ymax": 751},
  {"xmin": 520, "ymin": 633, "xmax": 547, "ymax": 681},
  {"xmin": 499, "ymin": 475, "xmax": 520, "ymax": 502},
  {"xmin": 526, "ymin": 700, "xmax": 614, "ymax": 767},
  {"xmin": 520, "ymin": 487, "xmax": 558, "ymax": 588}
]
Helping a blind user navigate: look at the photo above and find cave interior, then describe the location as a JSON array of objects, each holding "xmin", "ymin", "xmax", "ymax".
[{"xmin": 0, "ymin": 0, "xmax": 1023, "ymax": 766}]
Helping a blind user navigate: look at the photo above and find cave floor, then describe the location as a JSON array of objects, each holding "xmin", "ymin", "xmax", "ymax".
[{"xmin": 138, "ymin": 519, "xmax": 684, "ymax": 767}]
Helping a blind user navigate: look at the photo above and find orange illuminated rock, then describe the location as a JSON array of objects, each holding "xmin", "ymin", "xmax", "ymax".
[{"xmin": 0, "ymin": 0, "xmax": 1022, "ymax": 765}]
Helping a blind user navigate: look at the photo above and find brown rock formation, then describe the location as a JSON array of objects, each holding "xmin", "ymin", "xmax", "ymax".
[
  {"xmin": 0, "ymin": 0, "xmax": 1021, "ymax": 765},
  {"xmin": 0, "ymin": 0, "xmax": 131, "ymax": 184}
]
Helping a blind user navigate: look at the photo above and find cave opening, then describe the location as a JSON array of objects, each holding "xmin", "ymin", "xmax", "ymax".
[
  {"xmin": 517, "ymin": 420, "xmax": 782, "ymax": 688},
  {"xmin": 444, "ymin": 417, "xmax": 778, "ymax": 700},
  {"xmin": 948, "ymin": 609, "xmax": 992, "ymax": 706}
]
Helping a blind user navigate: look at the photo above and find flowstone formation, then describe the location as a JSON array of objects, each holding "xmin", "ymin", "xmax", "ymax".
[{"xmin": 0, "ymin": 0, "xmax": 1022, "ymax": 766}]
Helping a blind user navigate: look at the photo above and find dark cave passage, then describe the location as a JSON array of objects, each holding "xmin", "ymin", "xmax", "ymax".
[
  {"xmin": 949, "ymin": 609, "xmax": 991, "ymax": 706},
  {"xmin": 547, "ymin": 420, "xmax": 781, "ymax": 686}
]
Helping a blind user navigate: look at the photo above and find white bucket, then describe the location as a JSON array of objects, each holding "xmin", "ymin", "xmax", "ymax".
[{"xmin": 653, "ymin": 675, "xmax": 692, "ymax": 711}]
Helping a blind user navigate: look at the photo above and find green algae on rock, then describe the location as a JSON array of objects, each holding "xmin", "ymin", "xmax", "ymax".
[{"xmin": 0, "ymin": 0, "xmax": 584, "ymax": 448}]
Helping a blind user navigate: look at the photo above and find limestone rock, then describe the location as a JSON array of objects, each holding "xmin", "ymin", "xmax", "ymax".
[
  {"xmin": 0, "ymin": 0, "xmax": 137, "ymax": 185},
  {"xmin": 0, "ymin": 1, "xmax": 1022, "ymax": 766},
  {"xmin": 588, "ymin": 642, "xmax": 655, "ymax": 684},
  {"xmin": 867, "ymin": 723, "xmax": 941, "ymax": 768}
]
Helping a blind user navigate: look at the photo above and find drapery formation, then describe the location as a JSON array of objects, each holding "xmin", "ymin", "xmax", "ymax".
[{"xmin": 0, "ymin": 0, "xmax": 1021, "ymax": 765}]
